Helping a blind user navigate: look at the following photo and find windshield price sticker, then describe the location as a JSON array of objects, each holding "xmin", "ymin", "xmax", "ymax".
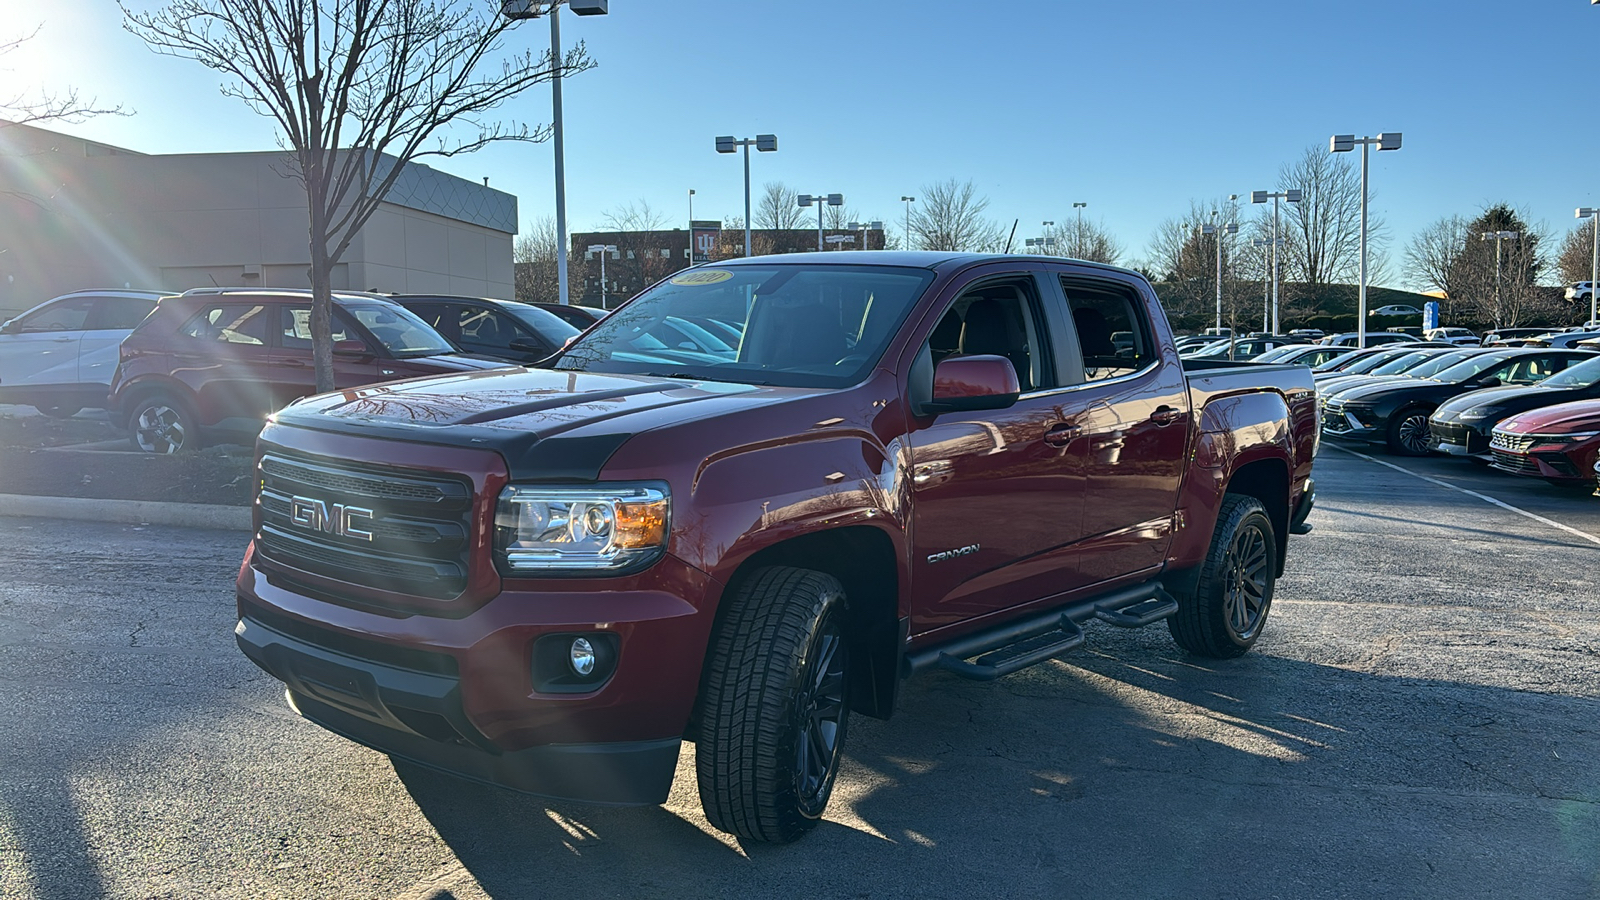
[{"xmin": 670, "ymin": 270, "xmax": 734, "ymax": 286}]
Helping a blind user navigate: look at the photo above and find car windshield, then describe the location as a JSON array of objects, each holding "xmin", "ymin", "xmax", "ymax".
[
  {"xmin": 1368, "ymin": 350, "xmax": 1438, "ymax": 376},
  {"xmin": 1430, "ymin": 353, "xmax": 1518, "ymax": 383},
  {"xmin": 1539, "ymin": 355, "xmax": 1600, "ymax": 388},
  {"xmin": 553, "ymin": 264, "xmax": 936, "ymax": 388},
  {"xmin": 1335, "ymin": 348, "xmax": 1413, "ymax": 374},
  {"xmin": 502, "ymin": 301, "xmax": 582, "ymax": 344},
  {"xmin": 342, "ymin": 301, "xmax": 455, "ymax": 356},
  {"xmin": 1403, "ymin": 350, "xmax": 1483, "ymax": 379},
  {"xmin": 1252, "ymin": 345, "xmax": 1306, "ymax": 363}
]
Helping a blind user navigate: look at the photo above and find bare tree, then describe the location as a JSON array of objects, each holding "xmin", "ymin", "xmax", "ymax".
[
  {"xmin": 823, "ymin": 203, "xmax": 856, "ymax": 230},
  {"xmin": 1275, "ymin": 145, "xmax": 1389, "ymax": 292},
  {"xmin": 514, "ymin": 216, "xmax": 559, "ymax": 303},
  {"xmin": 1457, "ymin": 204, "xmax": 1546, "ymax": 328},
  {"xmin": 909, "ymin": 179, "xmax": 1004, "ymax": 252},
  {"xmin": 599, "ymin": 199, "xmax": 669, "ymax": 233},
  {"xmin": 1, "ymin": 25, "xmax": 127, "ymax": 127},
  {"xmin": 589, "ymin": 199, "xmax": 676, "ymax": 304},
  {"xmin": 123, "ymin": 0, "xmax": 591, "ymax": 392},
  {"xmin": 754, "ymin": 182, "xmax": 806, "ymax": 231},
  {"xmin": 1404, "ymin": 215, "xmax": 1473, "ymax": 319},
  {"xmin": 1045, "ymin": 216, "xmax": 1122, "ymax": 264},
  {"xmin": 1557, "ymin": 217, "xmax": 1598, "ymax": 289},
  {"xmin": 1141, "ymin": 197, "xmax": 1247, "ymax": 326}
]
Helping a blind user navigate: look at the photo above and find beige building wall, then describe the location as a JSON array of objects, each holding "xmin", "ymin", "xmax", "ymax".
[{"xmin": 0, "ymin": 122, "xmax": 516, "ymax": 318}]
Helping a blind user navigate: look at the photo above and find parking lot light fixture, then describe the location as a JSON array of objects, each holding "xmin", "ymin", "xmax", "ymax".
[
  {"xmin": 847, "ymin": 220, "xmax": 884, "ymax": 251},
  {"xmin": 900, "ymin": 196, "xmax": 916, "ymax": 250},
  {"xmin": 1202, "ymin": 221, "xmax": 1240, "ymax": 332},
  {"xmin": 587, "ymin": 243, "xmax": 617, "ymax": 307},
  {"xmin": 715, "ymin": 134, "xmax": 778, "ymax": 257},
  {"xmin": 1024, "ymin": 236, "xmax": 1058, "ymax": 255},
  {"xmin": 798, "ymin": 193, "xmax": 844, "ymax": 251},
  {"xmin": 502, "ymin": 0, "xmax": 610, "ymax": 305},
  {"xmin": 1578, "ymin": 207, "xmax": 1599, "ymax": 325},
  {"xmin": 1250, "ymin": 188, "xmax": 1302, "ymax": 336},
  {"xmin": 1479, "ymin": 230, "xmax": 1521, "ymax": 323},
  {"xmin": 1330, "ymin": 132, "xmax": 1403, "ymax": 347}
]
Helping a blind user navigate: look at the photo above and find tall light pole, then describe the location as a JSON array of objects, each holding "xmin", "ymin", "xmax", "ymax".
[
  {"xmin": 1578, "ymin": 207, "xmax": 1599, "ymax": 326},
  {"xmin": 501, "ymin": 0, "xmax": 610, "ymax": 306},
  {"xmin": 1250, "ymin": 188, "xmax": 1302, "ymax": 335},
  {"xmin": 587, "ymin": 243, "xmax": 616, "ymax": 308},
  {"xmin": 848, "ymin": 220, "xmax": 884, "ymax": 251},
  {"xmin": 687, "ymin": 188, "xmax": 695, "ymax": 265},
  {"xmin": 1202, "ymin": 220, "xmax": 1239, "ymax": 333},
  {"xmin": 715, "ymin": 134, "xmax": 778, "ymax": 257},
  {"xmin": 901, "ymin": 195, "xmax": 916, "ymax": 250},
  {"xmin": 1331, "ymin": 132, "xmax": 1403, "ymax": 347},
  {"xmin": 1252, "ymin": 237, "xmax": 1280, "ymax": 333},
  {"xmin": 1480, "ymin": 230, "xmax": 1520, "ymax": 325},
  {"xmin": 798, "ymin": 193, "xmax": 844, "ymax": 251},
  {"xmin": 1072, "ymin": 202, "xmax": 1087, "ymax": 255}
]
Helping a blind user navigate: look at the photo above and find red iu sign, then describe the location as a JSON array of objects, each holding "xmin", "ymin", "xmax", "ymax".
[{"xmin": 690, "ymin": 220, "xmax": 721, "ymax": 263}]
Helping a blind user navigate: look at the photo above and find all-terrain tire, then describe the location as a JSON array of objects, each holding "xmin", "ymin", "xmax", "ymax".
[
  {"xmin": 695, "ymin": 566, "xmax": 850, "ymax": 843},
  {"xmin": 1168, "ymin": 494, "xmax": 1277, "ymax": 659}
]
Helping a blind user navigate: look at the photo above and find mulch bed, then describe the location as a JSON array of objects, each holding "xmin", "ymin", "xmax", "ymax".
[{"xmin": 0, "ymin": 410, "xmax": 254, "ymax": 506}]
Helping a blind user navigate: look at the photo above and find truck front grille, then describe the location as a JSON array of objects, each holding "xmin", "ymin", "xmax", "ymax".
[{"xmin": 256, "ymin": 451, "xmax": 474, "ymax": 600}]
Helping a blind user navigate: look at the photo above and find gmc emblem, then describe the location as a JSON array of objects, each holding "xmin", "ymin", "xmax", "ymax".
[{"xmin": 289, "ymin": 495, "xmax": 375, "ymax": 542}]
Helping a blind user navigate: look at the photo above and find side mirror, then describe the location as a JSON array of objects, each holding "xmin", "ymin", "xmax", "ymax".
[
  {"xmin": 333, "ymin": 339, "xmax": 372, "ymax": 359},
  {"xmin": 921, "ymin": 355, "xmax": 1021, "ymax": 415},
  {"xmin": 1476, "ymin": 376, "xmax": 1502, "ymax": 388},
  {"xmin": 0, "ymin": 319, "xmax": 15, "ymax": 335}
]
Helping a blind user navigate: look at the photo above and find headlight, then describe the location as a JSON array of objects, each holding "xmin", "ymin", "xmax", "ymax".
[
  {"xmin": 495, "ymin": 484, "xmax": 669, "ymax": 574},
  {"xmin": 1458, "ymin": 407, "xmax": 1494, "ymax": 420},
  {"xmin": 1534, "ymin": 431, "xmax": 1600, "ymax": 445}
]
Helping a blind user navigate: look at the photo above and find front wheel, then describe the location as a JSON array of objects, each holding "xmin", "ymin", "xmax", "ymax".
[
  {"xmin": 1386, "ymin": 408, "xmax": 1434, "ymax": 456},
  {"xmin": 1168, "ymin": 494, "xmax": 1277, "ymax": 659},
  {"xmin": 696, "ymin": 567, "xmax": 851, "ymax": 843}
]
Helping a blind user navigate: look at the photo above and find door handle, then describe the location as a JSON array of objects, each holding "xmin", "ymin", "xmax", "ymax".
[
  {"xmin": 1151, "ymin": 406, "xmax": 1184, "ymax": 426},
  {"xmin": 281, "ymin": 359, "xmax": 306, "ymax": 367},
  {"xmin": 1043, "ymin": 423, "xmax": 1080, "ymax": 447},
  {"xmin": 51, "ymin": 337, "xmax": 72, "ymax": 343}
]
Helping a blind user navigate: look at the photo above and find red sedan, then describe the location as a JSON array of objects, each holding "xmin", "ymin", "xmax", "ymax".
[{"xmin": 1488, "ymin": 398, "xmax": 1600, "ymax": 485}]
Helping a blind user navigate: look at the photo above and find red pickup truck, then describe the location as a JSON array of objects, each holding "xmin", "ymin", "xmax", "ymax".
[{"xmin": 235, "ymin": 252, "xmax": 1318, "ymax": 843}]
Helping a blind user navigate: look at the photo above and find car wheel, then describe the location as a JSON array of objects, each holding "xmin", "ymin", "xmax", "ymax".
[
  {"xmin": 34, "ymin": 405, "xmax": 82, "ymax": 419},
  {"xmin": 1168, "ymin": 494, "xmax": 1276, "ymax": 659},
  {"xmin": 1386, "ymin": 407, "xmax": 1434, "ymax": 456},
  {"xmin": 696, "ymin": 566, "xmax": 851, "ymax": 844},
  {"xmin": 128, "ymin": 394, "xmax": 196, "ymax": 454}
]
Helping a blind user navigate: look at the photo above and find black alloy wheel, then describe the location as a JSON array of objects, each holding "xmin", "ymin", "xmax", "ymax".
[
  {"xmin": 1387, "ymin": 408, "xmax": 1434, "ymax": 456},
  {"xmin": 1221, "ymin": 520, "xmax": 1272, "ymax": 643},
  {"xmin": 1169, "ymin": 494, "xmax": 1278, "ymax": 658},
  {"xmin": 794, "ymin": 618, "xmax": 848, "ymax": 813}
]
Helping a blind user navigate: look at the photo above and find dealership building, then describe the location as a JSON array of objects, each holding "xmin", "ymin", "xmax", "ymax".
[{"xmin": 0, "ymin": 121, "xmax": 517, "ymax": 317}]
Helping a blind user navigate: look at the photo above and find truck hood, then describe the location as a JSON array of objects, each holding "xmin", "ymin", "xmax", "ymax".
[{"xmin": 271, "ymin": 366, "xmax": 810, "ymax": 479}]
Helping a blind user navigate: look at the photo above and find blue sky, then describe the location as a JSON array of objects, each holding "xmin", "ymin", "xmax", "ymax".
[{"xmin": 8, "ymin": 0, "xmax": 1599, "ymax": 281}]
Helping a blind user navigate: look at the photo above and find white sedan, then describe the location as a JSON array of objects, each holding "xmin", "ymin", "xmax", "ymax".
[{"xmin": 0, "ymin": 290, "xmax": 172, "ymax": 417}]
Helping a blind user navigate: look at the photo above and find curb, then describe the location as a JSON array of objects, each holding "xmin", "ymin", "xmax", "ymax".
[{"xmin": 0, "ymin": 493, "xmax": 252, "ymax": 532}]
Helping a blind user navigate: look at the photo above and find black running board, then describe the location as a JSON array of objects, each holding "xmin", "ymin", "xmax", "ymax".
[{"xmin": 905, "ymin": 581, "xmax": 1178, "ymax": 682}]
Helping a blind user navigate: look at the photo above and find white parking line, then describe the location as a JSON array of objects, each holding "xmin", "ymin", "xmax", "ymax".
[{"xmin": 1325, "ymin": 444, "xmax": 1600, "ymax": 548}]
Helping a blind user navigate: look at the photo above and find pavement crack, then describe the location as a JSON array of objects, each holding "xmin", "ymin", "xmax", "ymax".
[{"xmin": 129, "ymin": 621, "xmax": 147, "ymax": 647}]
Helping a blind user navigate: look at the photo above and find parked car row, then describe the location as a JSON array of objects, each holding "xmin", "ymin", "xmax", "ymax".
[
  {"xmin": 1311, "ymin": 341, "xmax": 1600, "ymax": 489},
  {"xmin": 0, "ymin": 286, "xmax": 613, "ymax": 452}
]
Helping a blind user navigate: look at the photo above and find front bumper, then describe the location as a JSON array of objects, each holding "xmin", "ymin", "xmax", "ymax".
[
  {"xmin": 236, "ymin": 547, "xmax": 716, "ymax": 805},
  {"xmin": 1320, "ymin": 403, "xmax": 1383, "ymax": 444},
  {"xmin": 1428, "ymin": 418, "xmax": 1491, "ymax": 456}
]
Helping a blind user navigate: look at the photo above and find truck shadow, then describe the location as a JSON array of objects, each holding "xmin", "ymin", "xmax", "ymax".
[{"xmin": 399, "ymin": 626, "xmax": 1600, "ymax": 899}]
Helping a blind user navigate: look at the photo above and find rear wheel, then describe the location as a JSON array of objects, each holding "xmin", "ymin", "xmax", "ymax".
[
  {"xmin": 1169, "ymin": 494, "xmax": 1277, "ymax": 659},
  {"xmin": 34, "ymin": 405, "xmax": 82, "ymax": 419},
  {"xmin": 1386, "ymin": 407, "xmax": 1434, "ymax": 456},
  {"xmin": 128, "ymin": 393, "xmax": 196, "ymax": 454},
  {"xmin": 696, "ymin": 566, "xmax": 851, "ymax": 843}
]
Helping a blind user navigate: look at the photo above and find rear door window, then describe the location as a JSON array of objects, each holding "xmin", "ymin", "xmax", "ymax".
[
  {"xmin": 278, "ymin": 306, "xmax": 354, "ymax": 350},
  {"xmin": 18, "ymin": 298, "xmax": 94, "ymax": 333},
  {"xmin": 90, "ymin": 297, "xmax": 157, "ymax": 330},
  {"xmin": 181, "ymin": 304, "xmax": 271, "ymax": 345},
  {"xmin": 1057, "ymin": 277, "xmax": 1155, "ymax": 381}
]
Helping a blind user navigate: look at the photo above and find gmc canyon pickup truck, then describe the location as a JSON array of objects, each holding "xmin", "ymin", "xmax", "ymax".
[{"xmin": 236, "ymin": 252, "xmax": 1318, "ymax": 843}]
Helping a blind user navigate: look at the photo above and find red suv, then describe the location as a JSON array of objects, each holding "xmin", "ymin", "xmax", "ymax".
[{"xmin": 109, "ymin": 289, "xmax": 509, "ymax": 452}]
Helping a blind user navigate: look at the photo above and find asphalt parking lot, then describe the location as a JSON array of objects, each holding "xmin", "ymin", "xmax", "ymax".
[{"xmin": 2, "ymin": 447, "xmax": 1598, "ymax": 899}]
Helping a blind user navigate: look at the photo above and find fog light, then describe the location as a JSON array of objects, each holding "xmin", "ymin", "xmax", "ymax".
[{"xmin": 569, "ymin": 637, "xmax": 597, "ymax": 676}]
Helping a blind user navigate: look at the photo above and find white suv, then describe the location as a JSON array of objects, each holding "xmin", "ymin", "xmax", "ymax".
[
  {"xmin": 1424, "ymin": 327, "xmax": 1480, "ymax": 346},
  {"xmin": 1566, "ymin": 282, "xmax": 1594, "ymax": 302},
  {"xmin": 0, "ymin": 290, "xmax": 174, "ymax": 417}
]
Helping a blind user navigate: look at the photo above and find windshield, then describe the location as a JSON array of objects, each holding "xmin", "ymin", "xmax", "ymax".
[
  {"xmin": 1335, "ymin": 348, "xmax": 1414, "ymax": 375},
  {"xmin": 1430, "ymin": 353, "xmax": 1517, "ymax": 383},
  {"xmin": 1539, "ymin": 355, "xmax": 1600, "ymax": 388},
  {"xmin": 1368, "ymin": 350, "xmax": 1438, "ymax": 376},
  {"xmin": 343, "ymin": 301, "xmax": 455, "ymax": 356},
  {"xmin": 502, "ymin": 301, "xmax": 582, "ymax": 344},
  {"xmin": 554, "ymin": 264, "xmax": 935, "ymax": 387},
  {"xmin": 1404, "ymin": 350, "xmax": 1483, "ymax": 379}
]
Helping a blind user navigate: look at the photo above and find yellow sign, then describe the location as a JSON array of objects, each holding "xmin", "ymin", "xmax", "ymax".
[{"xmin": 670, "ymin": 269, "xmax": 734, "ymax": 286}]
